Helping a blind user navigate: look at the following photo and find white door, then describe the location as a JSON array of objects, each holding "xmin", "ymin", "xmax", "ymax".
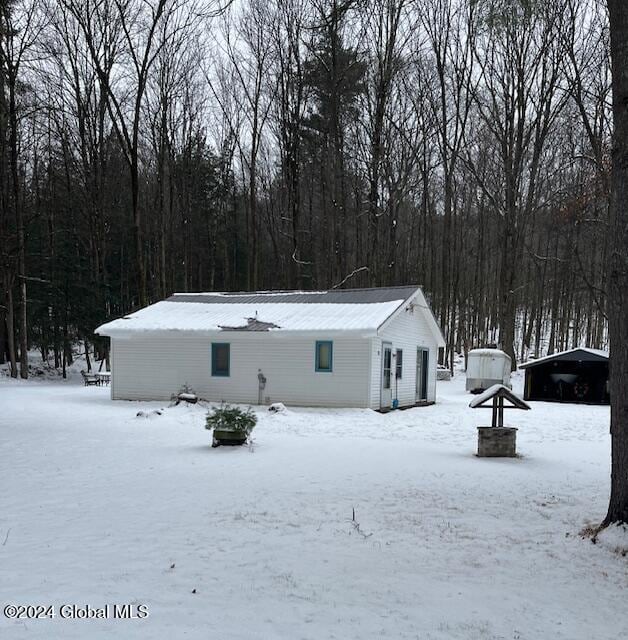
[
  {"xmin": 416, "ymin": 348, "xmax": 429, "ymax": 402},
  {"xmin": 381, "ymin": 343, "xmax": 393, "ymax": 409}
]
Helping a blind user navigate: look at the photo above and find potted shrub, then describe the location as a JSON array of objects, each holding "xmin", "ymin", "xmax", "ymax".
[{"xmin": 206, "ymin": 404, "xmax": 257, "ymax": 447}]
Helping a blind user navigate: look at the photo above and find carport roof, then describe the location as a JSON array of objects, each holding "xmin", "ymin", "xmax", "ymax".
[{"xmin": 520, "ymin": 347, "xmax": 608, "ymax": 369}]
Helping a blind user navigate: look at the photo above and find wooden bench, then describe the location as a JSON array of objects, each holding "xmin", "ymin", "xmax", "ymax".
[
  {"xmin": 96, "ymin": 372, "xmax": 111, "ymax": 386},
  {"xmin": 81, "ymin": 371, "xmax": 100, "ymax": 386}
]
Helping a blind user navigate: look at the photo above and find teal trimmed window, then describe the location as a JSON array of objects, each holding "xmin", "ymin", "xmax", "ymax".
[
  {"xmin": 315, "ymin": 341, "xmax": 333, "ymax": 372},
  {"xmin": 211, "ymin": 343, "xmax": 230, "ymax": 377}
]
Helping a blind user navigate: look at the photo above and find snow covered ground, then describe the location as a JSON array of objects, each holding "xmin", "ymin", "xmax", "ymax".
[{"xmin": 1, "ymin": 370, "xmax": 627, "ymax": 639}]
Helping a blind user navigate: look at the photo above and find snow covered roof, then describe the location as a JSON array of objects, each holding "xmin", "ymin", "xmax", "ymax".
[
  {"xmin": 519, "ymin": 347, "xmax": 608, "ymax": 369},
  {"xmin": 469, "ymin": 384, "xmax": 530, "ymax": 410},
  {"xmin": 95, "ymin": 286, "xmax": 424, "ymax": 336}
]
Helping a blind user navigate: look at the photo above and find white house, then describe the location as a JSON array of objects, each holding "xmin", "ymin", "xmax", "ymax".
[{"xmin": 94, "ymin": 285, "xmax": 445, "ymax": 410}]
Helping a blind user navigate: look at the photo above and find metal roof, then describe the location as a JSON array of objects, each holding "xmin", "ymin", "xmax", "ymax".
[
  {"xmin": 519, "ymin": 347, "xmax": 609, "ymax": 369},
  {"xmin": 95, "ymin": 286, "xmax": 427, "ymax": 336},
  {"xmin": 168, "ymin": 285, "xmax": 420, "ymax": 305}
]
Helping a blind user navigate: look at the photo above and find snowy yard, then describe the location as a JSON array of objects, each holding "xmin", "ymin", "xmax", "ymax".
[{"xmin": 1, "ymin": 371, "xmax": 627, "ymax": 640}]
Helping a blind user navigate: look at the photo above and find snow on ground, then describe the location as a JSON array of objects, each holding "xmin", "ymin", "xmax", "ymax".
[{"xmin": 1, "ymin": 370, "xmax": 627, "ymax": 640}]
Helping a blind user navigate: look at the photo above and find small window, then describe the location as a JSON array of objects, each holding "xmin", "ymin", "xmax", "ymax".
[
  {"xmin": 396, "ymin": 349, "xmax": 403, "ymax": 379},
  {"xmin": 315, "ymin": 341, "xmax": 333, "ymax": 372},
  {"xmin": 211, "ymin": 343, "xmax": 230, "ymax": 377}
]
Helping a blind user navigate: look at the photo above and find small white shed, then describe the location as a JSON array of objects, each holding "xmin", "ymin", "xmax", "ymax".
[{"xmin": 95, "ymin": 285, "xmax": 445, "ymax": 410}]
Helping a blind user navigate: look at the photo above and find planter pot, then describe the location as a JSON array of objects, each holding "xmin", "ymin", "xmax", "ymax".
[{"xmin": 212, "ymin": 428, "xmax": 249, "ymax": 447}]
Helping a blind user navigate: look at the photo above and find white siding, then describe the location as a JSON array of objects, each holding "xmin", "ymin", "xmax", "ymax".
[
  {"xmin": 111, "ymin": 332, "xmax": 371, "ymax": 407},
  {"xmin": 368, "ymin": 338, "xmax": 383, "ymax": 409},
  {"xmin": 369, "ymin": 303, "xmax": 439, "ymax": 409}
]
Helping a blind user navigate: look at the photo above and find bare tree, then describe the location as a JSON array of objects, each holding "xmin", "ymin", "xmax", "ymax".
[
  {"xmin": 468, "ymin": 0, "xmax": 570, "ymax": 367},
  {"xmin": 65, "ymin": 0, "xmax": 196, "ymax": 307},
  {"xmin": 0, "ymin": 0, "xmax": 43, "ymax": 378},
  {"xmin": 420, "ymin": 0, "xmax": 476, "ymax": 370},
  {"xmin": 361, "ymin": 0, "xmax": 410, "ymax": 286},
  {"xmin": 271, "ymin": 0, "xmax": 310, "ymax": 287},
  {"xmin": 219, "ymin": 0, "xmax": 277, "ymax": 290}
]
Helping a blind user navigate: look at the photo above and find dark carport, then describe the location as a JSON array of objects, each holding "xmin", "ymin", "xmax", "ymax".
[{"xmin": 520, "ymin": 348, "xmax": 609, "ymax": 405}]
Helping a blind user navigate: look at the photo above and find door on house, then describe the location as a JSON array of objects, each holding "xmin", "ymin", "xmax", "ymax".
[
  {"xmin": 380, "ymin": 342, "xmax": 393, "ymax": 409},
  {"xmin": 416, "ymin": 347, "xmax": 429, "ymax": 402}
]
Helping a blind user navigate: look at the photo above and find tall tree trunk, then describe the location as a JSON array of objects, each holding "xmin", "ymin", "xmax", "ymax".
[
  {"xmin": 604, "ymin": 0, "xmax": 628, "ymax": 526},
  {"xmin": 4, "ymin": 278, "xmax": 17, "ymax": 378},
  {"xmin": 131, "ymin": 159, "xmax": 147, "ymax": 306},
  {"xmin": 9, "ymin": 77, "xmax": 27, "ymax": 378}
]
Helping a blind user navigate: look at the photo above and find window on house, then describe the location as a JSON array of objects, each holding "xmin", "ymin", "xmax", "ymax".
[
  {"xmin": 211, "ymin": 343, "xmax": 230, "ymax": 377},
  {"xmin": 396, "ymin": 349, "xmax": 403, "ymax": 379},
  {"xmin": 315, "ymin": 341, "xmax": 333, "ymax": 372}
]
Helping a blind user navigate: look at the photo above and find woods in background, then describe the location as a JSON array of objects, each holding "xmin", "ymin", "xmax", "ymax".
[{"xmin": 0, "ymin": 0, "xmax": 612, "ymax": 377}]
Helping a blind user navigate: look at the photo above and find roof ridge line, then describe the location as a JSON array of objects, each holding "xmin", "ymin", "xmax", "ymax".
[{"xmin": 170, "ymin": 284, "xmax": 421, "ymax": 296}]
